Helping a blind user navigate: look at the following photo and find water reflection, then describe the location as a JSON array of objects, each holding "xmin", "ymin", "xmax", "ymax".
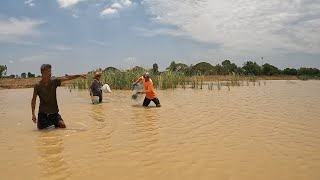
[
  {"xmin": 90, "ymin": 104, "xmax": 106, "ymax": 122},
  {"xmin": 0, "ymin": 90, "xmax": 8, "ymax": 123},
  {"xmin": 131, "ymin": 107, "xmax": 160, "ymax": 168},
  {"xmin": 89, "ymin": 104, "xmax": 113, "ymax": 156},
  {"xmin": 36, "ymin": 130, "xmax": 70, "ymax": 180}
]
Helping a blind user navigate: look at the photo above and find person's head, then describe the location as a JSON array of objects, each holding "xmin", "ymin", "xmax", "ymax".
[
  {"xmin": 94, "ymin": 71, "xmax": 102, "ymax": 80},
  {"xmin": 40, "ymin": 64, "xmax": 52, "ymax": 79},
  {"xmin": 143, "ymin": 72, "xmax": 150, "ymax": 81}
]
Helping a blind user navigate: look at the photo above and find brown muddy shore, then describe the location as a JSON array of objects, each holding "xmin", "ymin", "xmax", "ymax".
[
  {"xmin": 0, "ymin": 75, "xmax": 299, "ymax": 89},
  {"xmin": 0, "ymin": 77, "xmax": 75, "ymax": 89}
]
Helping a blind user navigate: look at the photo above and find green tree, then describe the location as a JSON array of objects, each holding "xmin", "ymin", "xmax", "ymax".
[
  {"xmin": 235, "ymin": 67, "xmax": 244, "ymax": 75},
  {"xmin": 242, "ymin": 61, "xmax": 262, "ymax": 75},
  {"xmin": 184, "ymin": 64, "xmax": 193, "ymax": 76},
  {"xmin": 166, "ymin": 61, "xmax": 177, "ymax": 72},
  {"xmin": 131, "ymin": 66, "xmax": 145, "ymax": 72},
  {"xmin": 211, "ymin": 64, "xmax": 222, "ymax": 75},
  {"xmin": 262, "ymin": 63, "xmax": 280, "ymax": 76},
  {"xmin": 21, "ymin": 72, "xmax": 27, "ymax": 78},
  {"xmin": 103, "ymin": 66, "xmax": 120, "ymax": 72},
  {"xmin": 282, "ymin": 68, "xmax": 297, "ymax": 75},
  {"xmin": 191, "ymin": 62, "xmax": 214, "ymax": 75},
  {"xmin": 28, "ymin": 72, "xmax": 36, "ymax": 78},
  {"xmin": 297, "ymin": 67, "xmax": 320, "ymax": 76},
  {"xmin": 0, "ymin": 65, "xmax": 7, "ymax": 78},
  {"xmin": 221, "ymin": 60, "xmax": 238, "ymax": 75},
  {"xmin": 174, "ymin": 63, "xmax": 189, "ymax": 75},
  {"xmin": 152, "ymin": 63, "xmax": 159, "ymax": 74}
]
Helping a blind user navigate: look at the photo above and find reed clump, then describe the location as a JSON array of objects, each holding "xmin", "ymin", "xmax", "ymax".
[{"xmin": 73, "ymin": 69, "xmax": 263, "ymax": 91}]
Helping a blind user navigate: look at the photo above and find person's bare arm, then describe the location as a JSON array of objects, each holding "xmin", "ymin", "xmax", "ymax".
[
  {"xmin": 134, "ymin": 76, "xmax": 142, "ymax": 85},
  {"xmin": 59, "ymin": 74, "xmax": 87, "ymax": 82},
  {"xmin": 31, "ymin": 90, "xmax": 37, "ymax": 123}
]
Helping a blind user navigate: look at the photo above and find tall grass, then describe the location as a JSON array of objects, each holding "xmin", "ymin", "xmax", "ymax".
[
  {"xmin": 74, "ymin": 69, "xmax": 188, "ymax": 90},
  {"xmin": 72, "ymin": 69, "xmax": 262, "ymax": 91},
  {"xmin": 153, "ymin": 71, "xmax": 188, "ymax": 89}
]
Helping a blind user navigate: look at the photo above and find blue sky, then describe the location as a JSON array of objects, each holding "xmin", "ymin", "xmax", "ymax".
[{"xmin": 0, "ymin": 0, "xmax": 319, "ymax": 76}]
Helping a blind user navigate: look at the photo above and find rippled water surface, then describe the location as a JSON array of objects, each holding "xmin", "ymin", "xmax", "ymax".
[{"xmin": 1, "ymin": 80, "xmax": 320, "ymax": 180}]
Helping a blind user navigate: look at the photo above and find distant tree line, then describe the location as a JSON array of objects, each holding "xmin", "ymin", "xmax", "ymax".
[
  {"xmin": 0, "ymin": 65, "xmax": 36, "ymax": 78},
  {"xmin": 1, "ymin": 60, "xmax": 320, "ymax": 79},
  {"xmin": 160, "ymin": 60, "xmax": 320, "ymax": 77},
  {"xmin": 159, "ymin": 60, "xmax": 320, "ymax": 77}
]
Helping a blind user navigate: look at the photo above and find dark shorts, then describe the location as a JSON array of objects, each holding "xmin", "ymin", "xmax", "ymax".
[
  {"xmin": 143, "ymin": 97, "xmax": 161, "ymax": 107},
  {"xmin": 37, "ymin": 112, "xmax": 63, "ymax": 129}
]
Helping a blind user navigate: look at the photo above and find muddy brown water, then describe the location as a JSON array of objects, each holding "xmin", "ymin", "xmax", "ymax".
[{"xmin": 0, "ymin": 80, "xmax": 319, "ymax": 180}]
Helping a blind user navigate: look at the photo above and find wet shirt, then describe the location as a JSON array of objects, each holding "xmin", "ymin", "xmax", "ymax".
[
  {"xmin": 90, "ymin": 79, "xmax": 102, "ymax": 96},
  {"xmin": 141, "ymin": 76, "xmax": 157, "ymax": 99},
  {"xmin": 34, "ymin": 79, "xmax": 61, "ymax": 114}
]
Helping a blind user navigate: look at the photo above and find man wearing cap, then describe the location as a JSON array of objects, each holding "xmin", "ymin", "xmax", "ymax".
[
  {"xmin": 133, "ymin": 72, "xmax": 161, "ymax": 107},
  {"xmin": 31, "ymin": 64, "xmax": 87, "ymax": 129},
  {"xmin": 90, "ymin": 71, "xmax": 103, "ymax": 104}
]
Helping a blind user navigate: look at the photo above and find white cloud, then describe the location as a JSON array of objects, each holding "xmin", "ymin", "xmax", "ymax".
[
  {"xmin": 110, "ymin": 0, "xmax": 133, "ymax": 9},
  {"xmin": 58, "ymin": 0, "xmax": 133, "ymax": 17},
  {"xmin": 100, "ymin": 0, "xmax": 133, "ymax": 16},
  {"xmin": 154, "ymin": 16, "xmax": 161, "ymax": 20},
  {"xmin": 135, "ymin": 27, "xmax": 186, "ymax": 37},
  {"xmin": 0, "ymin": 18, "xmax": 44, "ymax": 43},
  {"xmin": 72, "ymin": 14, "xmax": 79, "ymax": 18},
  {"xmin": 100, "ymin": 8, "xmax": 118, "ymax": 16},
  {"xmin": 57, "ymin": 0, "xmax": 85, "ymax": 8},
  {"xmin": 121, "ymin": 0, "xmax": 132, "ymax": 6},
  {"xmin": 142, "ymin": 0, "xmax": 320, "ymax": 56},
  {"xmin": 111, "ymin": 3, "xmax": 122, "ymax": 9},
  {"xmin": 50, "ymin": 45, "xmax": 72, "ymax": 51},
  {"xmin": 89, "ymin": 40, "xmax": 109, "ymax": 47},
  {"xmin": 24, "ymin": 0, "xmax": 35, "ymax": 7},
  {"xmin": 19, "ymin": 54, "xmax": 49, "ymax": 63},
  {"xmin": 9, "ymin": 60, "xmax": 14, "ymax": 64}
]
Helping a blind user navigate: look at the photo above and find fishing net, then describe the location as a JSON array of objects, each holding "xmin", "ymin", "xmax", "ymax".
[{"xmin": 131, "ymin": 83, "xmax": 143, "ymax": 100}]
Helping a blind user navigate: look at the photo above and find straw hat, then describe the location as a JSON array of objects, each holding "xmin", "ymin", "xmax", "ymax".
[
  {"xmin": 143, "ymin": 72, "xmax": 150, "ymax": 78},
  {"xmin": 94, "ymin": 71, "xmax": 102, "ymax": 78}
]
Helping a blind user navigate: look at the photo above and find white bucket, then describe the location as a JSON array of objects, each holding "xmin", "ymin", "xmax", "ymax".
[{"xmin": 91, "ymin": 96, "xmax": 100, "ymax": 104}]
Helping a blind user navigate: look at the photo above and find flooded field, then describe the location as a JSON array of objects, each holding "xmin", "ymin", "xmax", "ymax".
[{"xmin": 0, "ymin": 80, "xmax": 319, "ymax": 180}]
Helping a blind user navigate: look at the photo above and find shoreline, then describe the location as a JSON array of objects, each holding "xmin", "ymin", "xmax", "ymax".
[
  {"xmin": 0, "ymin": 75, "xmax": 303, "ymax": 90},
  {"xmin": 0, "ymin": 77, "xmax": 75, "ymax": 89}
]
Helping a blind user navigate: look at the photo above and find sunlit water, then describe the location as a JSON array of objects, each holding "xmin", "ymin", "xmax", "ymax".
[{"xmin": 0, "ymin": 80, "xmax": 319, "ymax": 180}]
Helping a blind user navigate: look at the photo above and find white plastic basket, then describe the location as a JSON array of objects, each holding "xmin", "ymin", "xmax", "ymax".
[{"xmin": 91, "ymin": 96, "xmax": 100, "ymax": 104}]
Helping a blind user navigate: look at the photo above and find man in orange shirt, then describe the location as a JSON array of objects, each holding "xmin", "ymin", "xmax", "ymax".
[{"xmin": 133, "ymin": 72, "xmax": 161, "ymax": 107}]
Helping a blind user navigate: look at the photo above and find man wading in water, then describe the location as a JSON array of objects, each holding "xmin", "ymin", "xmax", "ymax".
[
  {"xmin": 133, "ymin": 72, "xmax": 161, "ymax": 107},
  {"xmin": 31, "ymin": 64, "xmax": 87, "ymax": 129}
]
